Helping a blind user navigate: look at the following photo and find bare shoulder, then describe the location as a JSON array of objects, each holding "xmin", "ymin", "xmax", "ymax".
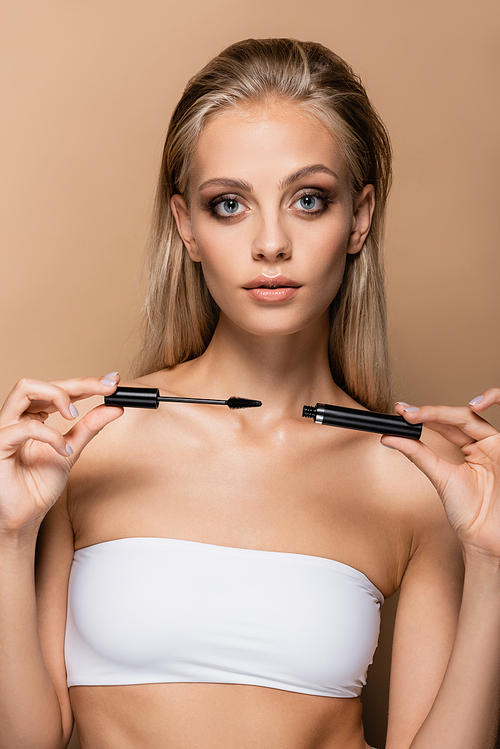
[
  {"xmin": 346, "ymin": 418, "xmax": 464, "ymax": 595},
  {"xmin": 376, "ymin": 422, "xmax": 464, "ymax": 545},
  {"xmin": 397, "ymin": 422, "xmax": 465, "ymax": 588},
  {"xmin": 54, "ymin": 369, "xmax": 190, "ymax": 522}
]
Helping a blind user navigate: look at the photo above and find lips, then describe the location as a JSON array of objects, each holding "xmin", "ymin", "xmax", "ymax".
[
  {"xmin": 243, "ymin": 274, "xmax": 301, "ymax": 290},
  {"xmin": 243, "ymin": 274, "xmax": 301, "ymax": 303}
]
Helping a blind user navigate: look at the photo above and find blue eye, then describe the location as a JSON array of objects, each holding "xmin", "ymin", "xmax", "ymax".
[
  {"xmin": 293, "ymin": 191, "xmax": 331, "ymax": 215},
  {"xmin": 299, "ymin": 195, "xmax": 318, "ymax": 210},
  {"xmin": 223, "ymin": 199, "xmax": 239, "ymax": 213},
  {"xmin": 215, "ymin": 198, "xmax": 242, "ymax": 216}
]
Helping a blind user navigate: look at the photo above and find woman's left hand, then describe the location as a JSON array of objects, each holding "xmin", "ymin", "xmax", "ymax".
[{"xmin": 381, "ymin": 388, "xmax": 500, "ymax": 560}]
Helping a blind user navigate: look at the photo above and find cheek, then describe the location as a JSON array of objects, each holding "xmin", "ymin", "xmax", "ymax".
[
  {"xmin": 191, "ymin": 211, "xmax": 250, "ymax": 281},
  {"xmin": 193, "ymin": 236, "xmax": 241, "ymax": 307},
  {"xmin": 313, "ymin": 254, "xmax": 348, "ymax": 314},
  {"xmin": 304, "ymin": 225, "xmax": 351, "ymax": 297}
]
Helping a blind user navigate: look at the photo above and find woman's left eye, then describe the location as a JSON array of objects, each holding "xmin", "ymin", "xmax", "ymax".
[{"xmin": 293, "ymin": 192, "xmax": 330, "ymax": 214}]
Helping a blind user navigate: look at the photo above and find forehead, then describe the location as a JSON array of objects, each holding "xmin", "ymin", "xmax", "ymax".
[{"xmin": 190, "ymin": 102, "xmax": 350, "ymax": 190}]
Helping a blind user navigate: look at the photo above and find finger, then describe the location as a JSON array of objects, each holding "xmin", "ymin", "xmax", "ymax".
[
  {"xmin": 0, "ymin": 420, "xmax": 73, "ymax": 460},
  {"xmin": 396, "ymin": 403, "xmax": 474, "ymax": 447},
  {"xmin": 62, "ymin": 404, "xmax": 124, "ymax": 457},
  {"xmin": 410, "ymin": 420, "xmax": 475, "ymax": 449},
  {"xmin": 0, "ymin": 378, "xmax": 79, "ymax": 426},
  {"xmin": 394, "ymin": 402, "xmax": 497, "ymax": 443},
  {"xmin": 394, "ymin": 402, "xmax": 474, "ymax": 447},
  {"xmin": 468, "ymin": 388, "xmax": 500, "ymax": 413},
  {"xmin": 18, "ymin": 411, "xmax": 49, "ymax": 424},
  {"xmin": 0, "ymin": 374, "xmax": 120, "ymax": 426},
  {"xmin": 380, "ymin": 435, "xmax": 450, "ymax": 495},
  {"xmin": 48, "ymin": 372, "xmax": 121, "ymax": 403},
  {"xmin": 34, "ymin": 372, "xmax": 121, "ymax": 410}
]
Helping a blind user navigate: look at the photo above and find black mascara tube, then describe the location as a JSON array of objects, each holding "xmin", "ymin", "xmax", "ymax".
[
  {"xmin": 302, "ymin": 403, "xmax": 422, "ymax": 439},
  {"xmin": 105, "ymin": 387, "xmax": 160, "ymax": 408}
]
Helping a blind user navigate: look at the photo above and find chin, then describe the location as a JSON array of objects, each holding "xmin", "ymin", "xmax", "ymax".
[{"xmin": 227, "ymin": 310, "xmax": 329, "ymax": 339}]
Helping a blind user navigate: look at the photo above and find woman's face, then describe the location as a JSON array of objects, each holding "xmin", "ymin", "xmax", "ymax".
[{"xmin": 171, "ymin": 102, "xmax": 374, "ymax": 339}]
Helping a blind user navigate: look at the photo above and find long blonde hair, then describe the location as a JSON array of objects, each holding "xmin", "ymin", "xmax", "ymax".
[{"xmin": 135, "ymin": 38, "xmax": 393, "ymax": 412}]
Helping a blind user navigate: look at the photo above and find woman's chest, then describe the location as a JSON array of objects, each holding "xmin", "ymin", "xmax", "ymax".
[{"xmin": 69, "ymin": 421, "xmax": 413, "ymax": 597}]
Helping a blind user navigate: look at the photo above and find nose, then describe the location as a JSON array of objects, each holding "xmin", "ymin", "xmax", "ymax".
[{"xmin": 251, "ymin": 211, "xmax": 292, "ymax": 261}]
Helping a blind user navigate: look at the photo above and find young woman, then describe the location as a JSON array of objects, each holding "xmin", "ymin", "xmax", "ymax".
[{"xmin": 1, "ymin": 38, "xmax": 499, "ymax": 749}]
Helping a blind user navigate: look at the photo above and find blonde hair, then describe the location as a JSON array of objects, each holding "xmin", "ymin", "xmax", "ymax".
[{"xmin": 135, "ymin": 38, "xmax": 393, "ymax": 412}]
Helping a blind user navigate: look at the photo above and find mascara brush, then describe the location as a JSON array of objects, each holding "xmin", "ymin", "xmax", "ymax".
[{"xmin": 104, "ymin": 386, "xmax": 262, "ymax": 410}]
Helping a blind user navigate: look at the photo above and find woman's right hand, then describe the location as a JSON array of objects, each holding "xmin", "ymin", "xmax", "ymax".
[{"xmin": 0, "ymin": 375, "xmax": 124, "ymax": 537}]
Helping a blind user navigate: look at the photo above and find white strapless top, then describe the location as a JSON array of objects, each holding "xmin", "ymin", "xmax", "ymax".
[{"xmin": 64, "ymin": 537, "xmax": 383, "ymax": 697}]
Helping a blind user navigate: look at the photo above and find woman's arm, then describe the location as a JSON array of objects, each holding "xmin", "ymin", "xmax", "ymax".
[
  {"xmin": 0, "ymin": 376, "xmax": 123, "ymax": 749},
  {"xmin": 383, "ymin": 389, "xmax": 500, "ymax": 749},
  {"xmin": 0, "ymin": 500, "xmax": 74, "ymax": 749}
]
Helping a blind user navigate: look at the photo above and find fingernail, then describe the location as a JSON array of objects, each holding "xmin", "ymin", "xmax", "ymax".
[
  {"xmin": 104, "ymin": 372, "xmax": 119, "ymax": 379},
  {"xmin": 69, "ymin": 403, "xmax": 79, "ymax": 418},
  {"xmin": 469, "ymin": 395, "xmax": 483, "ymax": 406},
  {"xmin": 396, "ymin": 402, "xmax": 410, "ymax": 407},
  {"xmin": 101, "ymin": 378, "xmax": 117, "ymax": 386},
  {"xmin": 66, "ymin": 443, "xmax": 74, "ymax": 456},
  {"xmin": 404, "ymin": 407, "xmax": 420, "ymax": 413}
]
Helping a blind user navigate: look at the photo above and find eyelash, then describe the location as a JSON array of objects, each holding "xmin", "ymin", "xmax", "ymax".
[{"xmin": 203, "ymin": 190, "xmax": 334, "ymax": 220}]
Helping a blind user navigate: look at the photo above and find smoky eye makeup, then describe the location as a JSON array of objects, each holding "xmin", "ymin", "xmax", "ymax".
[
  {"xmin": 291, "ymin": 188, "xmax": 334, "ymax": 215},
  {"xmin": 201, "ymin": 194, "xmax": 247, "ymax": 219},
  {"xmin": 201, "ymin": 187, "xmax": 335, "ymax": 221}
]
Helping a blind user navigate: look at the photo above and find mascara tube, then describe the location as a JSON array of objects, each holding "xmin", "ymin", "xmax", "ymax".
[
  {"xmin": 104, "ymin": 387, "xmax": 161, "ymax": 408},
  {"xmin": 302, "ymin": 403, "xmax": 422, "ymax": 440}
]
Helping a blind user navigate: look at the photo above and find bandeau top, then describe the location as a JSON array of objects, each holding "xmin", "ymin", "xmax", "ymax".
[{"xmin": 64, "ymin": 537, "xmax": 383, "ymax": 697}]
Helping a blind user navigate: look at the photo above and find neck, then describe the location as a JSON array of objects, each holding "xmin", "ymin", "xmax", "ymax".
[{"xmin": 180, "ymin": 312, "xmax": 347, "ymax": 421}]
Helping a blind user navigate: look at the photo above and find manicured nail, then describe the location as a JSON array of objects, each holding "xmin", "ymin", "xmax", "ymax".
[
  {"xmin": 101, "ymin": 378, "xmax": 117, "ymax": 386},
  {"xmin": 469, "ymin": 395, "xmax": 483, "ymax": 406},
  {"xmin": 104, "ymin": 372, "xmax": 119, "ymax": 379},
  {"xmin": 396, "ymin": 402, "xmax": 410, "ymax": 407},
  {"xmin": 66, "ymin": 443, "xmax": 74, "ymax": 456},
  {"xmin": 404, "ymin": 407, "xmax": 420, "ymax": 413},
  {"xmin": 69, "ymin": 403, "xmax": 79, "ymax": 418}
]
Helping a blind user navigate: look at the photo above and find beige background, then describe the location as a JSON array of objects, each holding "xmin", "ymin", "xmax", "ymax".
[{"xmin": 1, "ymin": 1, "xmax": 499, "ymax": 747}]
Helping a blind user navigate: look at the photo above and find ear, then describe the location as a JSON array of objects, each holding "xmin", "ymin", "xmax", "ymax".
[
  {"xmin": 346, "ymin": 184, "xmax": 375, "ymax": 255},
  {"xmin": 170, "ymin": 194, "xmax": 201, "ymax": 262}
]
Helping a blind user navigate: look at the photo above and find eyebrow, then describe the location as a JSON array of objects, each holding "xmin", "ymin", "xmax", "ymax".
[{"xmin": 197, "ymin": 164, "xmax": 339, "ymax": 193}]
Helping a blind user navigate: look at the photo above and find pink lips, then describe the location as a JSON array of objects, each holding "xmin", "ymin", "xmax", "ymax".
[{"xmin": 243, "ymin": 274, "xmax": 302, "ymax": 303}]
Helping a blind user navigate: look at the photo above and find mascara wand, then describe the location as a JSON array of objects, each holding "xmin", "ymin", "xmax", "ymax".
[{"xmin": 104, "ymin": 386, "xmax": 262, "ymax": 410}]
